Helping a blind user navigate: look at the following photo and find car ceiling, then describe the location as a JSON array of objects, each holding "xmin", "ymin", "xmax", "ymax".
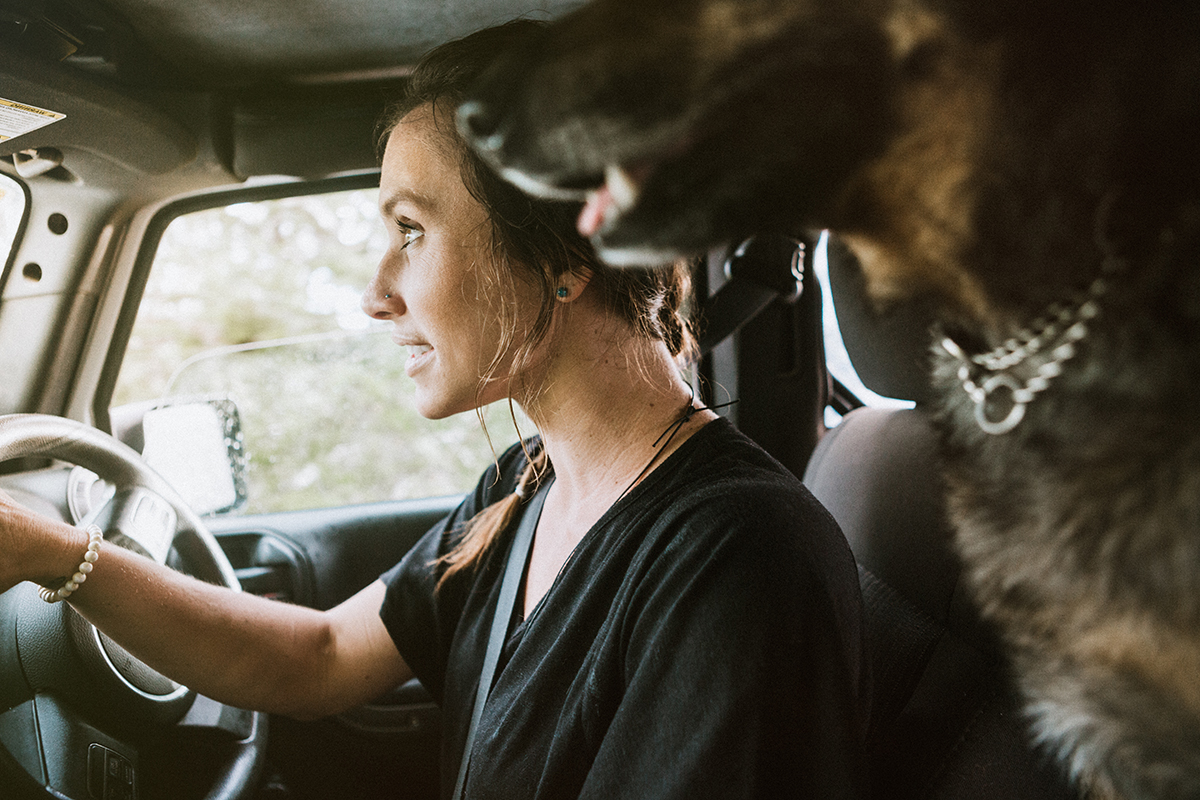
[
  {"xmin": 0, "ymin": 0, "xmax": 586, "ymax": 187},
  {"xmin": 4, "ymin": 0, "xmax": 586, "ymax": 84}
]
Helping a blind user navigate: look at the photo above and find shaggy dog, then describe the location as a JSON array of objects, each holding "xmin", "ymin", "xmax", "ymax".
[{"xmin": 455, "ymin": 4, "xmax": 1200, "ymax": 799}]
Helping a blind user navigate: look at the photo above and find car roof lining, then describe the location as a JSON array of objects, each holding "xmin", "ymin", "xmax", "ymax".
[
  {"xmin": 7, "ymin": 0, "xmax": 587, "ymax": 86},
  {"xmin": 1, "ymin": 0, "xmax": 585, "ymax": 187}
]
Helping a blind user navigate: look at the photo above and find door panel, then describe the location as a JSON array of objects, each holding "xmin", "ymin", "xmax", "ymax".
[
  {"xmin": 207, "ymin": 495, "xmax": 460, "ymax": 800},
  {"xmin": 207, "ymin": 495, "xmax": 457, "ymax": 610}
]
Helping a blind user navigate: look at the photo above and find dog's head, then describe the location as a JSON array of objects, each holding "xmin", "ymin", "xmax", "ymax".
[
  {"xmin": 458, "ymin": 3, "xmax": 894, "ymax": 263},
  {"xmin": 459, "ymin": 2, "xmax": 1200, "ymax": 324}
]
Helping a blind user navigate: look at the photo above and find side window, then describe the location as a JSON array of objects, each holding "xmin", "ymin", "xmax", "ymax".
[
  {"xmin": 112, "ymin": 187, "xmax": 526, "ymax": 516},
  {"xmin": 0, "ymin": 174, "xmax": 25, "ymax": 265}
]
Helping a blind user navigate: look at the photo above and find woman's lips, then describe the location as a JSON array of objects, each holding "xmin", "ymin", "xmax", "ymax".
[{"xmin": 395, "ymin": 338, "xmax": 434, "ymax": 376}]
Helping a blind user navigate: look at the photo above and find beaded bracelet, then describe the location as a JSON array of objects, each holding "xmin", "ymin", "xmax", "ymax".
[{"xmin": 39, "ymin": 523, "xmax": 103, "ymax": 604}]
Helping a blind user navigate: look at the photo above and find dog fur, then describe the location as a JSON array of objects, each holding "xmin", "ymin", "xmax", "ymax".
[{"xmin": 458, "ymin": 3, "xmax": 1200, "ymax": 798}]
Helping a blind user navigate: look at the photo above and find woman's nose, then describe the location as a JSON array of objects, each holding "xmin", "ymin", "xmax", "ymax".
[{"xmin": 362, "ymin": 272, "xmax": 403, "ymax": 319}]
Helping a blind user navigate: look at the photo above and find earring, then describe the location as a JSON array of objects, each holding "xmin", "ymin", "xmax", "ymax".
[
  {"xmin": 556, "ymin": 287, "xmax": 569, "ymax": 299},
  {"xmin": 385, "ymin": 294, "xmax": 391, "ymax": 299}
]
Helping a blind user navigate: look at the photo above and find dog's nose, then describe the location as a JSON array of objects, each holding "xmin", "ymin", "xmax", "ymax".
[{"xmin": 457, "ymin": 101, "xmax": 504, "ymax": 151}]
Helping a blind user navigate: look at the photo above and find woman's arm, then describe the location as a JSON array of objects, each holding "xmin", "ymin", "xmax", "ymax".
[{"xmin": 2, "ymin": 492, "xmax": 412, "ymax": 720}]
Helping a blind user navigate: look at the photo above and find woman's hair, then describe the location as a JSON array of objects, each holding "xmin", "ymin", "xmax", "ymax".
[{"xmin": 377, "ymin": 20, "xmax": 696, "ymax": 588}]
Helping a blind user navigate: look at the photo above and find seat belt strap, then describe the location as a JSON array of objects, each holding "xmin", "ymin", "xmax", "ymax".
[
  {"xmin": 452, "ymin": 480, "xmax": 551, "ymax": 800},
  {"xmin": 697, "ymin": 235, "xmax": 806, "ymax": 355}
]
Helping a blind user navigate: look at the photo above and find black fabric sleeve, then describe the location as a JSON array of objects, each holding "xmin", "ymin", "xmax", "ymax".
[
  {"xmin": 577, "ymin": 482, "xmax": 865, "ymax": 800},
  {"xmin": 378, "ymin": 440, "xmax": 532, "ymax": 703}
]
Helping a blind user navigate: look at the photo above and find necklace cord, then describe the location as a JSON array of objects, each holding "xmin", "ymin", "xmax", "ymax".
[{"xmin": 616, "ymin": 392, "xmax": 737, "ymax": 502}]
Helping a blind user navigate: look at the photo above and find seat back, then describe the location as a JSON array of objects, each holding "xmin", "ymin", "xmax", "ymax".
[{"xmin": 804, "ymin": 239, "xmax": 1078, "ymax": 799}]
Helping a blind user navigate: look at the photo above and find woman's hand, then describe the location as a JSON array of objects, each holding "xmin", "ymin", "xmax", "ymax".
[
  {"xmin": 0, "ymin": 487, "xmax": 81, "ymax": 595},
  {"xmin": 0, "ymin": 487, "xmax": 34, "ymax": 594}
]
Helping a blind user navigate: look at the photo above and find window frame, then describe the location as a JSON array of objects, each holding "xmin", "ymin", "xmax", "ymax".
[{"xmin": 0, "ymin": 172, "xmax": 31, "ymax": 294}]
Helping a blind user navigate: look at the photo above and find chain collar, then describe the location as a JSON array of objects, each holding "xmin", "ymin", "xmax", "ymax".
[{"xmin": 941, "ymin": 259, "xmax": 1120, "ymax": 435}]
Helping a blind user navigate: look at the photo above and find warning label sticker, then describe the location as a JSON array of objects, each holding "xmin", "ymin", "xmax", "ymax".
[{"xmin": 0, "ymin": 97, "xmax": 66, "ymax": 143}]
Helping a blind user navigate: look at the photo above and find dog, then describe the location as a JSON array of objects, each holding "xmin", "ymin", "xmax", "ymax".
[{"xmin": 456, "ymin": 4, "xmax": 1200, "ymax": 799}]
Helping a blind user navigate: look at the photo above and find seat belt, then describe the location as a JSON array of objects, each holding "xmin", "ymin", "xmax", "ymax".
[
  {"xmin": 697, "ymin": 234, "xmax": 806, "ymax": 355},
  {"xmin": 452, "ymin": 480, "xmax": 552, "ymax": 800}
]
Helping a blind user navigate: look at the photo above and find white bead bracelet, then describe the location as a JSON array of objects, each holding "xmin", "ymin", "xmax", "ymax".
[{"xmin": 39, "ymin": 523, "xmax": 103, "ymax": 604}]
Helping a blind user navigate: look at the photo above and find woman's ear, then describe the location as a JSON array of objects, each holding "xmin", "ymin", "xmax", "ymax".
[{"xmin": 554, "ymin": 268, "xmax": 593, "ymax": 303}]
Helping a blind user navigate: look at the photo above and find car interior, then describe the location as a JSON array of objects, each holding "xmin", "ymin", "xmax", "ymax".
[{"xmin": 0, "ymin": 1, "xmax": 1083, "ymax": 798}]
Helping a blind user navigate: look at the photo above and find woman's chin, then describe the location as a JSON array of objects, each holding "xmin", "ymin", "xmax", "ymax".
[
  {"xmin": 412, "ymin": 392, "xmax": 476, "ymax": 421},
  {"xmin": 412, "ymin": 377, "xmax": 511, "ymax": 421}
]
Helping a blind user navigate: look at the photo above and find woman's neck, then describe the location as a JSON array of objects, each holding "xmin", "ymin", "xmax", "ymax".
[
  {"xmin": 512, "ymin": 299, "xmax": 717, "ymax": 617},
  {"xmin": 522, "ymin": 312, "xmax": 714, "ymax": 526}
]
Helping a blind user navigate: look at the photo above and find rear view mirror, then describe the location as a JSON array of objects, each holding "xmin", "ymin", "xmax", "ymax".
[{"xmin": 112, "ymin": 398, "xmax": 248, "ymax": 516}]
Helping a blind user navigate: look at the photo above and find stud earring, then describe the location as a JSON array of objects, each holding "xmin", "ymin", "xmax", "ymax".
[
  {"xmin": 556, "ymin": 287, "xmax": 569, "ymax": 299},
  {"xmin": 384, "ymin": 294, "xmax": 391, "ymax": 299}
]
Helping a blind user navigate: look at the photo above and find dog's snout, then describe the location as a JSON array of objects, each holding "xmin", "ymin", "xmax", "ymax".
[{"xmin": 457, "ymin": 101, "xmax": 504, "ymax": 151}]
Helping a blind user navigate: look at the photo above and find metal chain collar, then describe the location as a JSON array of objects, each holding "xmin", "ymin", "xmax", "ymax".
[{"xmin": 941, "ymin": 265, "xmax": 1116, "ymax": 436}]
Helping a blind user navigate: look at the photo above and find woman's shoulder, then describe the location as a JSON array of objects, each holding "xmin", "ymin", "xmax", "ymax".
[
  {"xmin": 666, "ymin": 417, "xmax": 812, "ymax": 500},
  {"xmin": 638, "ymin": 418, "xmax": 847, "ymax": 558}
]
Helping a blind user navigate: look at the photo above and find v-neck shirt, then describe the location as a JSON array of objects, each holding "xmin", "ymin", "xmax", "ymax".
[{"xmin": 379, "ymin": 417, "xmax": 866, "ymax": 799}]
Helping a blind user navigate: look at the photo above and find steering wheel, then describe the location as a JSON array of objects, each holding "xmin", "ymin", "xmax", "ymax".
[{"xmin": 0, "ymin": 414, "xmax": 266, "ymax": 800}]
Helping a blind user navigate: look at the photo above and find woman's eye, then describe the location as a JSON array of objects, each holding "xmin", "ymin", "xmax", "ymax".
[{"xmin": 397, "ymin": 222, "xmax": 424, "ymax": 250}]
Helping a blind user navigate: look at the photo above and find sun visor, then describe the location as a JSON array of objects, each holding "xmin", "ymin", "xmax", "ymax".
[
  {"xmin": 227, "ymin": 83, "xmax": 402, "ymax": 179},
  {"xmin": 0, "ymin": 51, "xmax": 195, "ymax": 176}
]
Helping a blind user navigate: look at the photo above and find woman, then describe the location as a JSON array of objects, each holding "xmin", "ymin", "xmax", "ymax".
[{"xmin": 1, "ymin": 21, "xmax": 865, "ymax": 799}]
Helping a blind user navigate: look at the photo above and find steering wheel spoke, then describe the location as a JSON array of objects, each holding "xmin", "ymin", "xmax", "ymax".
[{"xmin": 91, "ymin": 486, "xmax": 179, "ymax": 566}]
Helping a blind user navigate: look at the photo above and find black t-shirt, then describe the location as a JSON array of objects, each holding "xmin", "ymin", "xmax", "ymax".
[{"xmin": 380, "ymin": 418, "xmax": 866, "ymax": 799}]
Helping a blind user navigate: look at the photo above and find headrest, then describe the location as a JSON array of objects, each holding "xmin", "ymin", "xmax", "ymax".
[{"xmin": 825, "ymin": 237, "xmax": 939, "ymax": 405}]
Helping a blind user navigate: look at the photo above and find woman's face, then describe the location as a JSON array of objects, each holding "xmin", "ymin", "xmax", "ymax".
[{"xmin": 362, "ymin": 107, "xmax": 541, "ymax": 419}]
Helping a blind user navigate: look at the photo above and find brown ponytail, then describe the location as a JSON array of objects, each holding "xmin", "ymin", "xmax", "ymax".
[{"xmin": 436, "ymin": 444, "xmax": 549, "ymax": 592}]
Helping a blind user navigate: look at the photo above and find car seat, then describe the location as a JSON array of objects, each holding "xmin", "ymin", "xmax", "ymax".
[{"xmin": 803, "ymin": 238, "xmax": 1080, "ymax": 800}]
